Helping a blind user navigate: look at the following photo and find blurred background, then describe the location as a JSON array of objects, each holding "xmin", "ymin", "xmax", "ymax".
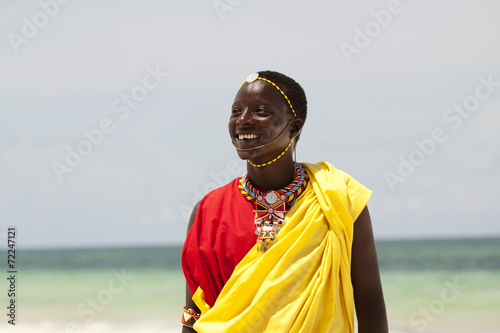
[{"xmin": 1, "ymin": 0, "xmax": 499, "ymax": 332}]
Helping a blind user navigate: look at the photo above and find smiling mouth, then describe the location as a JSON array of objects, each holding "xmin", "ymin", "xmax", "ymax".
[{"xmin": 237, "ymin": 134, "xmax": 259, "ymax": 140}]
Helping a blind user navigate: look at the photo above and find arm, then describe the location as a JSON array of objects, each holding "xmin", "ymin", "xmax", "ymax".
[
  {"xmin": 351, "ymin": 206, "xmax": 388, "ymax": 333},
  {"xmin": 182, "ymin": 202, "xmax": 201, "ymax": 333}
]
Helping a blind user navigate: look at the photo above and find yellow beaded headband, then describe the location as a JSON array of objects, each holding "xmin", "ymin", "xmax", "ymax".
[
  {"xmin": 236, "ymin": 73, "xmax": 298, "ymax": 167},
  {"xmin": 241, "ymin": 73, "xmax": 297, "ymax": 118}
]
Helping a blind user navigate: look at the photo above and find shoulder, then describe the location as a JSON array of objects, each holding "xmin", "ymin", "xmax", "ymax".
[
  {"xmin": 201, "ymin": 177, "xmax": 241, "ymax": 205},
  {"xmin": 195, "ymin": 177, "xmax": 245, "ymax": 217},
  {"xmin": 301, "ymin": 161, "xmax": 371, "ymax": 222},
  {"xmin": 186, "ymin": 177, "xmax": 241, "ymax": 233}
]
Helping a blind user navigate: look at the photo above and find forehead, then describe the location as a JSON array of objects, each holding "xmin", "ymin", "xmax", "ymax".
[{"xmin": 233, "ymin": 80, "xmax": 288, "ymax": 107}]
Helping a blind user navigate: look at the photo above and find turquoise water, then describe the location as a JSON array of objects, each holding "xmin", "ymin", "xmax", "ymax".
[
  {"xmin": 2, "ymin": 239, "xmax": 499, "ymax": 332},
  {"xmin": 1, "ymin": 246, "xmax": 185, "ymax": 327},
  {"xmin": 377, "ymin": 238, "xmax": 500, "ymax": 332}
]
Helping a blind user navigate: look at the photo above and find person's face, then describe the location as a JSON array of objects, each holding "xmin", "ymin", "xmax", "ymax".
[{"xmin": 228, "ymin": 80, "xmax": 295, "ymax": 164}]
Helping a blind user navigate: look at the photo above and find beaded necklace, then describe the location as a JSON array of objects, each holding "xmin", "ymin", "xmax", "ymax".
[{"xmin": 238, "ymin": 162, "xmax": 308, "ymax": 252}]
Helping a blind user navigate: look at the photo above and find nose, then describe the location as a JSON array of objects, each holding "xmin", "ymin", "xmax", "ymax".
[{"xmin": 236, "ymin": 109, "xmax": 254, "ymax": 127}]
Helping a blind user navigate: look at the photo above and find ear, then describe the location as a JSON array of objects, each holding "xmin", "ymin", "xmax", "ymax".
[{"xmin": 289, "ymin": 118, "xmax": 304, "ymax": 139}]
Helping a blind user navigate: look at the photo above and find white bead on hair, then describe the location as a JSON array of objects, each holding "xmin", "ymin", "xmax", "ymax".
[{"xmin": 246, "ymin": 72, "xmax": 259, "ymax": 83}]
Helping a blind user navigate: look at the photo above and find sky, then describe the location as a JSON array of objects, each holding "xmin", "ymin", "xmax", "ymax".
[{"xmin": 0, "ymin": 0, "xmax": 499, "ymax": 249}]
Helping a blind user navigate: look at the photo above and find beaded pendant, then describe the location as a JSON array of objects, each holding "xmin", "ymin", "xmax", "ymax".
[{"xmin": 239, "ymin": 162, "xmax": 308, "ymax": 252}]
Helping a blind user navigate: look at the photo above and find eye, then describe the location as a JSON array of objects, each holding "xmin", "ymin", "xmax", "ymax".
[
  {"xmin": 231, "ymin": 108, "xmax": 241, "ymax": 116},
  {"xmin": 255, "ymin": 107, "xmax": 270, "ymax": 116}
]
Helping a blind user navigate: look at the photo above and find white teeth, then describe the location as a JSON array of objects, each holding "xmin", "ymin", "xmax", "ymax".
[{"xmin": 238, "ymin": 134, "xmax": 258, "ymax": 140}]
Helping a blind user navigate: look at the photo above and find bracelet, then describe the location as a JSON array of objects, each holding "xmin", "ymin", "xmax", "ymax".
[{"xmin": 181, "ymin": 306, "xmax": 201, "ymax": 328}]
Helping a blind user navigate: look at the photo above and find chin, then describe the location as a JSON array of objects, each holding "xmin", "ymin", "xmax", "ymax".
[{"xmin": 236, "ymin": 151, "xmax": 253, "ymax": 161}]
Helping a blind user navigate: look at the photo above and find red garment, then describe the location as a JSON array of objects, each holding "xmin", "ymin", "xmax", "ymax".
[{"xmin": 181, "ymin": 178, "xmax": 256, "ymax": 307}]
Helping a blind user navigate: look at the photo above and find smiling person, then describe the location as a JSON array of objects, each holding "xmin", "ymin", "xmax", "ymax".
[{"xmin": 181, "ymin": 71, "xmax": 388, "ymax": 333}]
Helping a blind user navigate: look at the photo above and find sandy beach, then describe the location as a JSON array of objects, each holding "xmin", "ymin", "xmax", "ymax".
[
  {"xmin": 0, "ymin": 320, "xmax": 181, "ymax": 333},
  {"xmin": 1, "ymin": 318, "xmax": 499, "ymax": 333}
]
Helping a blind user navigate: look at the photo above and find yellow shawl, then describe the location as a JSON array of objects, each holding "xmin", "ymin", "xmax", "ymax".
[{"xmin": 193, "ymin": 162, "xmax": 371, "ymax": 332}]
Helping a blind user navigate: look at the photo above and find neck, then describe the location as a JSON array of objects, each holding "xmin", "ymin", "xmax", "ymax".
[{"xmin": 246, "ymin": 154, "xmax": 295, "ymax": 191}]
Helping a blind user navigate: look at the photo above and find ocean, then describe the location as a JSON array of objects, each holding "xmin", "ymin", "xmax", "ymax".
[{"xmin": 1, "ymin": 238, "xmax": 499, "ymax": 333}]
